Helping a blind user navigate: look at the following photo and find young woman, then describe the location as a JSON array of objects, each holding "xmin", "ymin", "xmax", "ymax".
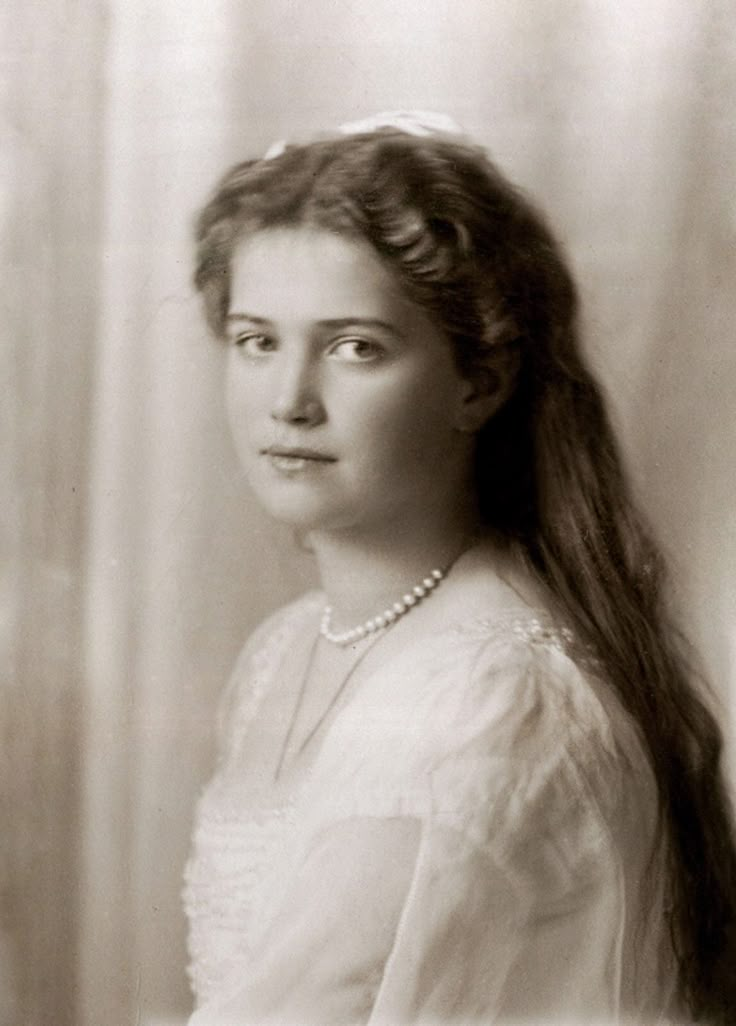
[{"xmin": 183, "ymin": 113, "xmax": 736, "ymax": 1025}]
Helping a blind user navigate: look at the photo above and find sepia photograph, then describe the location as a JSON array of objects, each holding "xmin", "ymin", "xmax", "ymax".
[{"xmin": 3, "ymin": 1, "xmax": 735, "ymax": 1024}]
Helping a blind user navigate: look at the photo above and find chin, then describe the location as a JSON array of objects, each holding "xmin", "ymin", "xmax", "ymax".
[
  {"xmin": 244, "ymin": 467, "xmax": 392, "ymax": 535},
  {"xmin": 249, "ymin": 488, "xmax": 352, "ymax": 533}
]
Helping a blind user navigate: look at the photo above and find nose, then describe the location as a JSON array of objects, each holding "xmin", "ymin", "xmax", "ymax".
[{"xmin": 270, "ymin": 351, "xmax": 325, "ymax": 426}]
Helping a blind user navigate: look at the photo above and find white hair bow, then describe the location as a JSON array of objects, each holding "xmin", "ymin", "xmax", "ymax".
[
  {"xmin": 337, "ymin": 110, "xmax": 464, "ymax": 138},
  {"xmin": 263, "ymin": 109, "xmax": 464, "ymax": 160}
]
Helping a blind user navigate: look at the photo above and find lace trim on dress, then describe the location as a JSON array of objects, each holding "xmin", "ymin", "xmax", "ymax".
[
  {"xmin": 451, "ymin": 609, "xmax": 573, "ymax": 646},
  {"xmin": 182, "ymin": 797, "xmax": 299, "ymax": 1003},
  {"xmin": 452, "ymin": 609, "xmax": 599, "ymax": 671}
]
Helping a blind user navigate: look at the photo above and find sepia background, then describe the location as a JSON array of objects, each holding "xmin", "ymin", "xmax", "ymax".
[{"xmin": 2, "ymin": 1, "xmax": 735, "ymax": 1023}]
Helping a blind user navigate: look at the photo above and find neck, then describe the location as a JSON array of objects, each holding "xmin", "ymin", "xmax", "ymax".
[{"xmin": 308, "ymin": 504, "xmax": 483, "ymax": 628}]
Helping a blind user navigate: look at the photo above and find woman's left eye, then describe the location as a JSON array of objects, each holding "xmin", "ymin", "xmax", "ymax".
[{"xmin": 327, "ymin": 337, "xmax": 385, "ymax": 363}]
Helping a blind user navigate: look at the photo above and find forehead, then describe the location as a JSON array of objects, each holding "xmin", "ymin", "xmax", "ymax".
[{"xmin": 228, "ymin": 227, "xmax": 416, "ymax": 323}]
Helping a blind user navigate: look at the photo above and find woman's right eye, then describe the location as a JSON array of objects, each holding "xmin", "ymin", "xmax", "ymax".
[{"xmin": 231, "ymin": 333, "xmax": 276, "ymax": 356}]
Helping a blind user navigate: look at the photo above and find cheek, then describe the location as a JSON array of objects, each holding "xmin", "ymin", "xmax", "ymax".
[
  {"xmin": 348, "ymin": 378, "xmax": 460, "ymax": 474},
  {"xmin": 226, "ymin": 368, "xmax": 260, "ymax": 431},
  {"xmin": 225, "ymin": 374, "xmax": 264, "ymax": 469}
]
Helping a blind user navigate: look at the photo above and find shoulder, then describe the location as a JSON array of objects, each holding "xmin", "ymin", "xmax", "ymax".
[
  {"xmin": 397, "ymin": 545, "xmax": 616, "ymax": 770},
  {"xmin": 439, "ymin": 612, "xmax": 612, "ymax": 763},
  {"xmin": 215, "ymin": 589, "xmax": 323, "ymax": 750},
  {"xmin": 425, "ymin": 612, "xmax": 655, "ymax": 861},
  {"xmin": 400, "ymin": 604, "xmax": 610, "ymax": 761}
]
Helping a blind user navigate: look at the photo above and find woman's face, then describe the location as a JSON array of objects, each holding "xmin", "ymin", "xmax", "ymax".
[{"xmin": 224, "ymin": 227, "xmax": 482, "ymax": 537}]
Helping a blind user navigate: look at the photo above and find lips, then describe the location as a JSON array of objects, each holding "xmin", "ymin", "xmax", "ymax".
[
  {"xmin": 261, "ymin": 445, "xmax": 337, "ymax": 474},
  {"xmin": 262, "ymin": 445, "xmax": 337, "ymax": 462}
]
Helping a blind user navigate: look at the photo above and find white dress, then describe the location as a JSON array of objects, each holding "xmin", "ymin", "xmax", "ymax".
[{"xmin": 183, "ymin": 587, "xmax": 680, "ymax": 1025}]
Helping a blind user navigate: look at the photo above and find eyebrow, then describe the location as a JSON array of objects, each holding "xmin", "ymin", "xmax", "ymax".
[{"xmin": 225, "ymin": 313, "xmax": 403, "ymax": 336}]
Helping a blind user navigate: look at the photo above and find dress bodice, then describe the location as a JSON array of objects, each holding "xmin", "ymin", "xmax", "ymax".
[{"xmin": 183, "ymin": 590, "xmax": 678, "ymax": 1025}]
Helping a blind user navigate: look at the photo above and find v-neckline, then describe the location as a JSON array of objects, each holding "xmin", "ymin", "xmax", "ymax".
[{"xmin": 234, "ymin": 574, "xmax": 563, "ymax": 803}]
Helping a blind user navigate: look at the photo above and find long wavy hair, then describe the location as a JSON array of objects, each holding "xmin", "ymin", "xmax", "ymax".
[{"xmin": 193, "ymin": 129, "xmax": 736, "ymax": 1022}]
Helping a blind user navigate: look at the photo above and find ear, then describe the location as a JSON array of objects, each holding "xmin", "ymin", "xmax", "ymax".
[{"xmin": 454, "ymin": 341, "xmax": 520, "ymax": 433}]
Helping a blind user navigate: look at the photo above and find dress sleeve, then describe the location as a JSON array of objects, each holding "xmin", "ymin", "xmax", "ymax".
[{"xmin": 369, "ymin": 637, "xmax": 656, "ymax": 1025}]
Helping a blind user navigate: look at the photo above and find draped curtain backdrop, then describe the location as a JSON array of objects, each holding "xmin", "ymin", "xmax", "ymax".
[{"xmin": 3, "ymin": 2, "xmax": 734, "ymax": 1024}]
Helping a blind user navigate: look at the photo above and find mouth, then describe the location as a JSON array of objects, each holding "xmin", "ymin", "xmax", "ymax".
[{"xmin": 261, "ymin": 446, "xmax": 337, "ymax": 472}]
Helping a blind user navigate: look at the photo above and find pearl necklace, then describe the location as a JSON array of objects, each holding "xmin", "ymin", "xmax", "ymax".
[{"xmin": 320, "ymin": 567, "xmax": 445, "ymax": 646}]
